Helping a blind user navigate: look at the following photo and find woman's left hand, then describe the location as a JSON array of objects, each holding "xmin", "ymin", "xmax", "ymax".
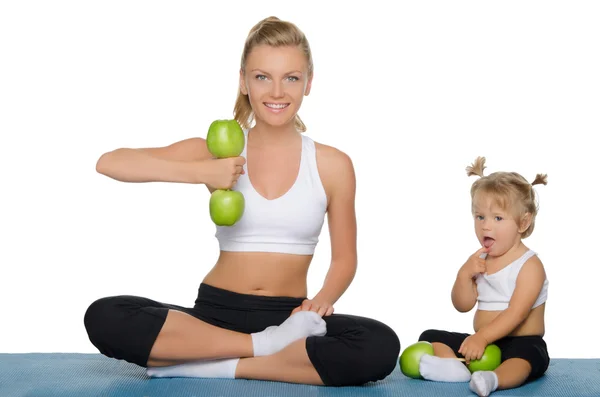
[{"xmin": 291, "ymin": 299, "xmax": 334, "ymax": 317}]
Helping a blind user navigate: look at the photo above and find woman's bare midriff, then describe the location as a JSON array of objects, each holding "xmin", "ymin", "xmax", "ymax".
[
  {"xmin": 473, "ymin": 303, "xmax": 546, "ymax": 337},
  {"xmin": 202, "ymin": 251, "xmax": 313, "ymax": 298}
]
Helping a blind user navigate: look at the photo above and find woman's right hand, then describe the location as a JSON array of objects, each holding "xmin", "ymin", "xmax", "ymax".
[
  {"xmin": 199, "ymin": 156, "xmax": 246, "ymax": 190},
  {"xmin": 460, "ymin": 246, "xmax": 489, "ymax": 279}
]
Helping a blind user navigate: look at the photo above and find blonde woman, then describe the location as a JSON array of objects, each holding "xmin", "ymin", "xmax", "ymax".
[{"xmin": 84, "ymin": 16, "xmax": 400, "ymax": 387}]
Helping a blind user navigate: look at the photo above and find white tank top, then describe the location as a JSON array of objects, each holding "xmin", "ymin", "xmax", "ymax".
[
  {"xmin": 476, "ymin": 249, "xmax": 549, "ymax": 311},
  {"xmin": 214, "ymin": 130, "xmax": 328, "ymax": 255}
]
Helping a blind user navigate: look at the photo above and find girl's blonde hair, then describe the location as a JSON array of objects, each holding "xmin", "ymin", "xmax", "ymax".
[
  {"xmin": 466, "ymin": 156, "xmax": 547, "ymax": 238},
  {"xmin": 233, "ymin": 16, "xmax": 313, "ymax": 132}
]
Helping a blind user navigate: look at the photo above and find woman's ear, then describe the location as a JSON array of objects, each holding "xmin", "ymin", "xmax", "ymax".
[
  {"xmin": 304, "ymin": 74, "xmax": 313, "ymax": 96},
  {"xmin": 239, "ymin": 69, "xmax": 248, "ymax": 95}
]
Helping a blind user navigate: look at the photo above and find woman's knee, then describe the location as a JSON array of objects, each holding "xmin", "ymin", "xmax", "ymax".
[
  {"xmin": 83, "ymin": 296, "xmax": 124, "ymax": 346},
  {"xmin": 362, "ymin": 320, "xmax": 401, "ymax": 382},
  {"xmin": 322, "ymin": 317, "xmax": 400, "ymax": 386},
  {"xmin": 84, "ymin": 295, "xmax": 167, "ymax": 366},
  {"xmin": 83, "ymin": 296, "xmax": 152, "ymax": 348}
]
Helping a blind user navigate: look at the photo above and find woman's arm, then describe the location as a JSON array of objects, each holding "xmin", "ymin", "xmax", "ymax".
[
  {"xmin": 96, "ymin": 137, "xmax": 245, "ymax": 189},
  {"xmin": 313, "ymin": 143, "xmax": 358, "ymax": 307}
]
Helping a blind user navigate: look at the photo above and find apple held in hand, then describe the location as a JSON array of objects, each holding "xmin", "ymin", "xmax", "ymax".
[
  {"xmin": 467, "ymin": 344, "xmax": 502, "ymax": 373},
  {"xmin": 399, "ymin": 341, "xmax": 435, "ymax": 379},
  {"xmin": 206, "ymin": 119, "xmax": 246, "ymax": 226},
  {"xmin": 206, "ymin": 119, "xmax": 245, "ymax": 158},
  {"xmin": 210, "ymin": 189, "xmax": 245, "ymax": 226}
]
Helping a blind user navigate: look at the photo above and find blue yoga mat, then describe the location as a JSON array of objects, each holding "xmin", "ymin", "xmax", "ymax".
[{"xmin": 1, "ymin": 354, "xmax": 598, "ymax": 397}]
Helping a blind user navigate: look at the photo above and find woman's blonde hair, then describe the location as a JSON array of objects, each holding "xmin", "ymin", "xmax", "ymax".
[
  {"xmin": 466, "ymin": 156, "xmax": 547, "ymax": 238},
  {"xmin": 233, "ymin": 16, "xmax": 313, "ymax": 132}
]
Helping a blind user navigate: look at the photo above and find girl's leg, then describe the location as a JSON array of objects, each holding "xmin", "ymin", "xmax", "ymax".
[
  {"xmin": 432, "ymin": 342, "xmax": 460, "ymax": 358},
  {"xmin": 496, "ymin": 358, "xmax": 531, "ymax": 388},
  {"xmin": 417, "ymin": 329, "xmax": 472, "ymax": 382},
  {"xmin": 419, "ymin": 329, "xmax": 470, "ymax": 358},
  {"xmin": 469, "ymin": 335, "xmax": 549, "ymax": 396},
  {"xmin": 469, "ymin": 359, "xmax": 530, "ymax": 396}
]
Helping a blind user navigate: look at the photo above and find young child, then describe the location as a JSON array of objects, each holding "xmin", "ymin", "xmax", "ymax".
[{"xmin": 417, "ymin": 156, "xmax": 550, "ymax": 397}]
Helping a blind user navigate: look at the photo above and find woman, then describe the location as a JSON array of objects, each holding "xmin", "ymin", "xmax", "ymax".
[{"xmin": 84, "ymin": 16, "xmax": 400, "ymax": 387}]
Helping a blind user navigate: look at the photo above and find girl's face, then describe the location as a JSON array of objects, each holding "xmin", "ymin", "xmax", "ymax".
[
  {"xmin": 240, "ymin": 44, "xmax": 312, "ymax": 129},
  {"xmin": 472, "ymin": 192, "xmax": 528, "ymax": 257}
]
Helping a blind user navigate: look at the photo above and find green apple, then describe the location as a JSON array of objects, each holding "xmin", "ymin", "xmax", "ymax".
[
  {"xmin": 399, "ymin": 341, "xmax": 435, "ymax": 379},
  {"xmin": 209, "ymin": 189, "xmax": 245, "ymax": 226},
  {"xmin": 206, "ymin": 119, "xmax": 245, "ymax": 158},
  {"xmin": 467, "ymin": 344, "xmax": 502, "ymax": 373}
]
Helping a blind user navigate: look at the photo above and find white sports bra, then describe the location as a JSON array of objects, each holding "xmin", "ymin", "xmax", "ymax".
[{"xmin": 214, "ymin": 130, "xmax": 328, "ymax": 255}]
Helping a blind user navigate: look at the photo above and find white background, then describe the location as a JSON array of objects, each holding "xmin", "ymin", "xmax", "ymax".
[{"xmin": 1, "ymin": 1, "xmax": 599, "ymax": 358}]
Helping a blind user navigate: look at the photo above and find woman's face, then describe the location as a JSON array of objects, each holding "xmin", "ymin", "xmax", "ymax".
[{"xmin": 240, "ymin": 44, "xmax": 312, "ymax": 129}]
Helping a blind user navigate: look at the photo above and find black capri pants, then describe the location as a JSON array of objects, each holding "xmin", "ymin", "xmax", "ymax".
[
  {"xmin": 419, "ymin": 329, "xmax": 550, "ymax": 382},
  {"xmin": 84, "ymin": 283, "xmax": 400, "ymax": 386}
]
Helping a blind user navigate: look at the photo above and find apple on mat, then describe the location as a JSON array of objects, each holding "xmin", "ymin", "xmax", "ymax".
[{"xmin": 399, "ymin": 341, "xmax": 501, "ymax": 380}]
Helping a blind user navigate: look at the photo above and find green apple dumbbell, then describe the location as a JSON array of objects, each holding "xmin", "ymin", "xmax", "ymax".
[
  {"xmin": 206, "ymin": 119, "xmax": 245, "ymax": 158},
  {"xmin": 206, "ymin": 119, "xmax": 245, "ymax": 226}
]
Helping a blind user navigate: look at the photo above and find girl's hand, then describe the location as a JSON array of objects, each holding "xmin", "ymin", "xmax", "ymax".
[
  {"xmin": 458, "ymin": 333, "xmax": 489, "ymax": 363},
  {"xmin": 459, "ymin": 246, "xmax": 489, "ymax": 279}
]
